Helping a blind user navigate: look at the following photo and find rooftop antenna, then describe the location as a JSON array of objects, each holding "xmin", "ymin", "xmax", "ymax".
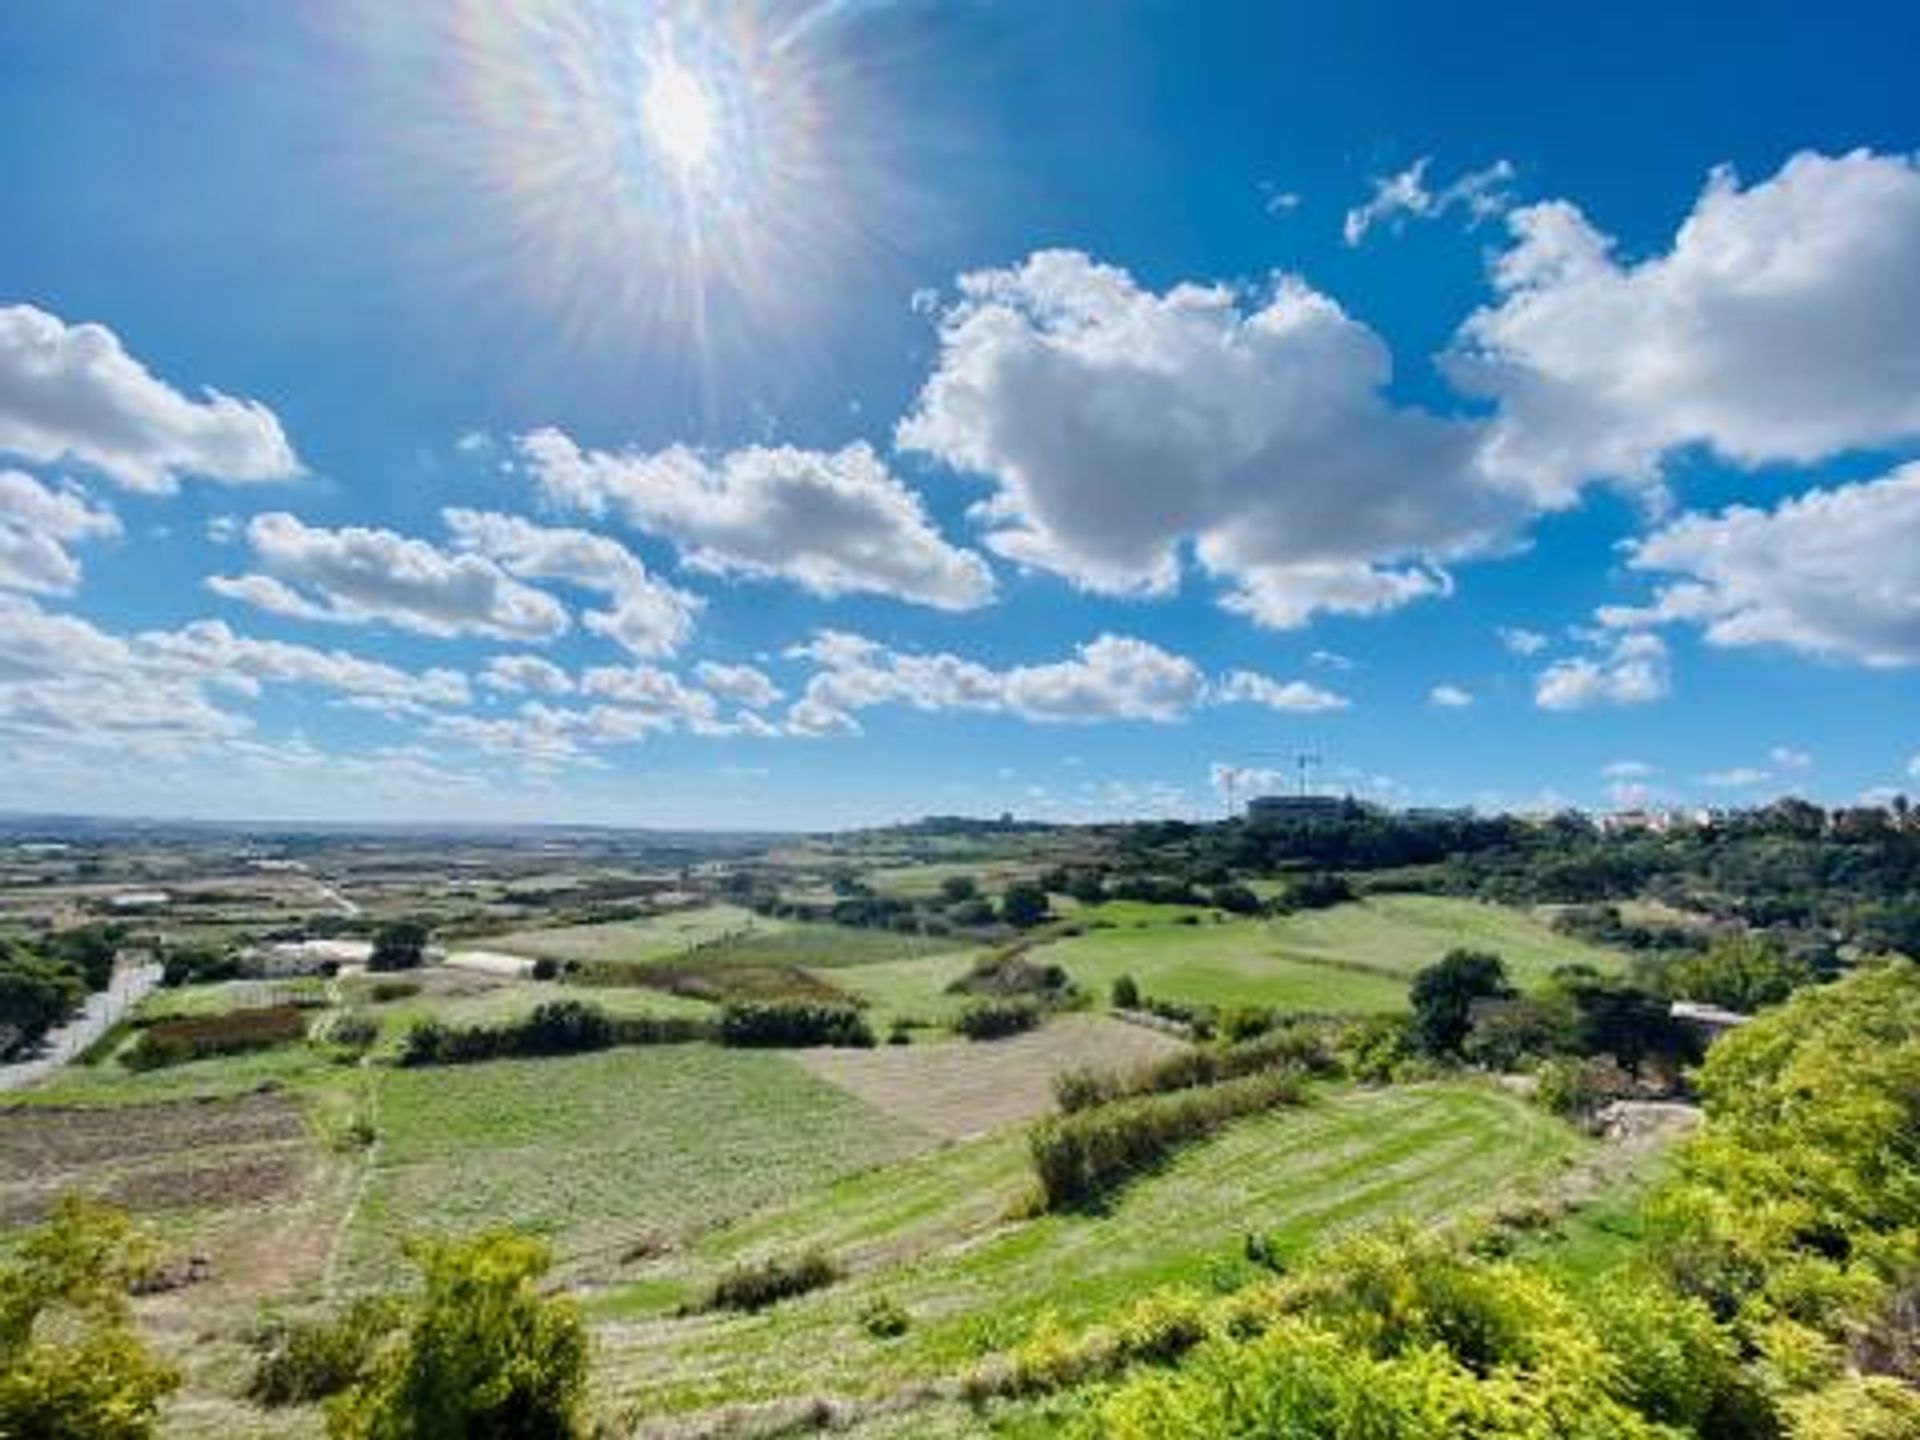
[
  {"xmin": 1220, "ymin": 749, "xmax": 1292, "ymax": 819},
  {"xmin": 1295, "ymin": 750, "xmax": 1323, "ymax": 798}
]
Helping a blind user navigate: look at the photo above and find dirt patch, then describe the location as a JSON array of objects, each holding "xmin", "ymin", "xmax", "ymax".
[
  {"xmin": 795, "ymin": 1013, "xmax": 1186, "ymax": 1141},
  {"xmin": 0, "ymin": 1091, "xmax": 309, "ymax": 1226}
]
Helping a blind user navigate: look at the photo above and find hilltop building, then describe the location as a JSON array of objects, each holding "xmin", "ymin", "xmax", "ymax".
[{"xmin": 1246, "ymin": 794, "xmax": 1346, "ymax": 826}]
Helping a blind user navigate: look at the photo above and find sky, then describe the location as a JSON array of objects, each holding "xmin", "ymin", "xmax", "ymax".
[{"xmin": 0, "ymin": 0, "xmax": 1916, "ymax": 829}]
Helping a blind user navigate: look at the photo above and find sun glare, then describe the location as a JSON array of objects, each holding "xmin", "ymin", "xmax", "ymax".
[{"xmin": 643, "ymin": 60, "xmax": 715, "ymax": 170}]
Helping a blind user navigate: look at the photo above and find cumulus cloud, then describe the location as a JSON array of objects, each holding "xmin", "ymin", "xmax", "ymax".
[
  {"xmin": 136, "ymin": 620, "xmax": 471, "ymax": 709},
  {"xmin": 1497, "ymin": 625, "xmax": 1549, "ymax": 656},
  {"xmin": 897, "ymin": 249, "xmax": 1517, "ymax": 629},
  {"xmin": 1428, "ymin": 683, "xmax": 1474, "ymax": 708},
  {"xmin": 1343, "ymin": 157, "xmax": 1515, "ymax": 246},
  {"xmin": 1535, "ymin": 632, "xmax": 1669, "ymax": 710},
  {"xmin": 1703, "ymin": 766, "xmax": 1771, "ymax": 789},
  {"xmin": 443, "ymin": 508, "xmax": 700, "ymax": 658},
  {"xmin": 1453, "ymin": 150, "xmax": 1920, "ymax": 501},
  {"xmin": 517, "ymin": 429, "xmax": 994, "ymax": 611},
  {"xmin": 481, "ymin": 654, "xmax": 575, "ymax": 696},
  {"xmin": 782, "ymin": 630, "xmax": 1209, "ymax": 734},
  {"xmin": 1770, "ymin": 746, "xmax": 1813, "ymax": 771},
  {"xmin": 0, "ymin": 470, "xmax": 119, "ymax": 595},
  {"xmin": 1598, "ymin": 463, "xmax": 1920, "ymax": 668},
  {"xmin": 579, "ymin": 664, "xmax": 724, "ymax": 733},
  {"xmin": 1213, "ymin": 670, "xmax": 1350, "ymax": 713},
  {"xmin": 1602, "ymin": 759, "xmax": 1656, "ymax": 780},
  {"xmin": 0, "ymin": 304, "xmax": 298, "ymax": 492},
  {"xmin": 209, "ymin": 512, "xmax": 569, "ymax": 642},
  {"xmin": 694, "ymin": 661, "xmax": 782, "ymax": 710}
]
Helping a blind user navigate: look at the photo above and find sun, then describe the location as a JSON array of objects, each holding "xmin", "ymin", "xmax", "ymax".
[{"xmin": 642, "ymin": 60, "xmax": 715, "ymax": 171}]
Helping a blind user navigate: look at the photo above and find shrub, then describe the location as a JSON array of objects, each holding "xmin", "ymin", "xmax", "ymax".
[
  {"xmin": 399, "ymin": 1004, "xmax": 712, "ymax": 1066},
  {"xmin": 1000, "ymin": 881, "xmax": 1051, "ymax": 928},
  {"xmin": 1029, "ymin": 1068, "xmax": 1306, "ymax": 1211},
  {"xmin": 247, "ymin": 1297, "xmax": 405, "ymax": 1407},
  {"xmin": 366, "ymin": 921, "xmax": 429, "ymax": 973},
  {"xmin": 1533, "ymin": 1054, "xmax": 1635, "ymax": 1121},
  {"xmin": 706, "ymin": 1251, "xmax": 840, "ymax": 1312},
  {"xmin": 718, "ymin": 1001, "xmax": 874, "ymax": 1049},
  {"xmin": 530, "ymin": 957, "xmax": 559, "ymax": 982},
  {"xmin": 859, "ymin": 1295, "xmax": 910, "ymax": 1339},
  {"xmin": 1053, "ymin": 1027, "xmax": 1333, "ymax": 1114},
  {"xmin": 367, "ymin": 979, "xmax": 420, "ymax": 1003},
  {"xmin": 160, "ymin": 944, "xmax": 242, "ymax": 988},
  {"xmin": 326, "ymin": 1233, "xmax": 587, "ymax": 1440},
  {"xmin": 1410, "ymin": 949, "xmax": 1515, "ymax": 1056},
  {"xmin": 0, "ymin": 1196, "xmax": 180, "ymax": 1440},
  {"xmin": 326, "ymin": 1012, "xmax": 381, "ymax": 1053},
  {"xmin": 955, "ymin": 998, "xmax": 1043, "ymax": 1041},
  {"xmin": 123, "ymin": 1004, "xmax": 308, "ymax": 1070},
  {"xmin": 1110, "ymin": 973, "xmax": 1141, "ymax": 1010}
]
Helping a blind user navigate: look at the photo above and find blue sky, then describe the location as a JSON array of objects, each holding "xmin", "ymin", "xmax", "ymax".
[{"xmin": 1, "ymin": 0, "xmax": 1916, "ymax": 828}]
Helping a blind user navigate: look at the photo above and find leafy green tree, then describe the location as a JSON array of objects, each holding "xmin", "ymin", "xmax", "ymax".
[
  {"xmin": 938, "ymin": 874, "xmax": 978, "ymax": 904},
  {"xmin": 1658, "ymin": 933, "xmax": 1813, "ymax": 1012},
  {"xmin": 1409, "ymin": 950, "xmax": 1513, "ymax": 1056},
  {"xmin": 1000, "ymin": 881, "xmax": 1050, "ymax": 929},
  {"xmin": 0, "ymin": 1196, "xmax": 180, "ymax": 1439},
  {"xmin": 0, "ymin": 950, "xmax": 86, "ymax": 1060},
  {"xmin": 367, "ymin": 921, "xmax": 430, "ymax": 973},
  {"xmin": 327, "ymin": 1232, "xmax": 588, "ymax": 1440}
]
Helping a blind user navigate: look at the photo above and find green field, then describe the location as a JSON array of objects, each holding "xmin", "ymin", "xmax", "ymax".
[
  {"xmin": 343, "ymin": 1045, "xmax": 935, "ymax": 1284},
  {"xmin": 486, "ymin": 904, "xmax": 784, "ymax": 964},
  {"xmin": 592, "ymin": 1082, "xmax": 1583, "ymax": 1415},
  {"xmin": 1032, "ymin": 895, "xmax": 1627, "ymax": 1013}
]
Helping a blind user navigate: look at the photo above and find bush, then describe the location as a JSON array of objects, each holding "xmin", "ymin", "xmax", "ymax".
[
  {"xmin": 1410, "ymin": 949, "xmax": 1514, "ymax": 1056},
  {"xmin": 859, "ymin": 1295, "xmax": 911, "ymax": 1338},
  {"xmin": 1210, "ymin": 883, "xmax": 1264, "ymax": 915},
  {"xmin": 1000, "ymin": 881, "xmax": 1051, "ymax": 929},
  {"xmin": 366, "ymin": 921, "xmax": 429, "ymax": 973},
  {"xmin": 326, "ymin": 1233, "xmax": 587, "ymax": 1440},
  {"xmin": 247, "ymin": 1298, "xmax": 405, "ymax": 1407},
  {"xmin": 1053, "ymin": 1027, "xmax": 1333, "ymax": 1113},
  {"xmin": 123, "ymin": 1004, "xmax": 308, "ymax": 1071},
  {"xmin": 705, "ymin": 1251, "xmax": 840, "ymax": 1313},
  {"xmin": 326, "ymin": 1012, "xmax": 381, "ymax": 1053},
  {"xmin": 1284, "ymin": 872, "xmax": 1355, "ymax": 911},
  {"xmin": 1110, "ymin": 973, "xmax": 1141, "ymax": 1010},
  {"xmin": 399, "ymin": 1003, "xmax": 712, "ymax": 1066},
  {"xmin": 160, "ymin": 944, "xmax": 242, "ymax": 988},
  {"xmin": 1533, "ymin": 1054, "xmax": 1635, "ymax": 1121},
  {"xmin": 530, "ymin": 957, "xmax": 559, "ymax": 982},
  {"xmin": 718, "ymin": 1001, "xmax": 874, "ymax": 1049},
  {"xmin": 1029, "ymin": 1068, "xmax": 1306, "ymax": 1211},
  {"xmin": 955, "ymin": 998, "xmax": 1043, "ymax": 1040},
  {"xmin": 367, "ymin": 979, "xmax": 421, "ymax": 1003}
]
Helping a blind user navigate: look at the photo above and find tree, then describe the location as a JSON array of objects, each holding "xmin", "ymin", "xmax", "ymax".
[
  {"xmin": 1657, "ymin": 934, "xmax": 1813, "ymax": 1012},
  {"xmin": 368, "ymin": 921, "xmax": 430, "ymax": 973},
  {"xmin": 0, "ymin": 950, "xmax": 85, "ymax": 1060},
  {"xmin": 938, "ymin": 874, "xmax": 979, "ymax": 904},
  {"xmin": 1000, "ymin": 881, "xmax": 1050, "ymax": 929},
  {"xmin": 0, "ymin": 1196, "xmax": 180, "ymax": 1439},
  {"xmin": 328, "ymin": 1232, "xmax": 588, "ymax": 1440},
  {"xmin": 1410, "ymin": 950, "xmax": 1514, "ymax": 1056}
]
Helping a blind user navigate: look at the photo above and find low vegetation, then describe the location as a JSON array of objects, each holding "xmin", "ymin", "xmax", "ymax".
[
  {"xmin": 123, "ymin": 1003, "xmax": 309, "ymax": 1070},
  {"xmin": 704, "ymin": 1249, "xmax": 841, "ymax": 1312}
]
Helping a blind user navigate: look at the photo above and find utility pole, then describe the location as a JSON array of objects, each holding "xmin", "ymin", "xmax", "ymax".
[{"xmin": 1294, "ymin": 750, "xmax": 1323, "ymax": 798}]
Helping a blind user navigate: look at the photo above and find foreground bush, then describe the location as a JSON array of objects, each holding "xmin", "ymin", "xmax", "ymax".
[
  {"xmin": 1055, "ymin": 1026, "xmax": 1339, "ymax": 1113},
  {"xmin": 718, "ymin": 1001, "xmax": 874, "ymax": 1049},
  {"xmin": 327, "ymin": 1233, "xmax": 587, "ymax": 1440},
  {"xmin": 705, "ymin": 1250, "xmax": 840, "ymax": 1312},
  {"xmin": 0, "ymin": 1196, "xmax": 180, "ymax": 1439},
  {"xmin": 124, "ymin": 1004, "xmax": 309, "ymax": 1070},
  {"xmin": 955, "ymin": 997, "xmax": 1043, "ymax": 1041},
  {"xmin": 248, "ymin": 1297, "xmax": 405, "ymax": 1407},
  {"xmin": 1030, "ymin": 1068, "xmax": 1305, "ymax": 1211}
]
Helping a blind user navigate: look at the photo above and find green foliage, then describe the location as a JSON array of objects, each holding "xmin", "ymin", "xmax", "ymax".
[
  {"xmin": 1054, "ymin": 1026, "xmax": 1336, "ymax": 1114},
  {"xmin": 367, "ymin": 921, "xmax": 430, "ymax": 973},
  {"xmin": 160, "ymin": 942, "xmax": 241, "ymax": 988},
  {"xmin": 368, "ymin": 979, "xmax": 422, "ymax": 1003},
  {"xmin": 326, "ymin": 1232, "xmax": 588, "ymax": 1440},
  {"xmin": 718, "ymin": 1000, "xmax": 875, "ymax": 1048},
  {"xmin": 859, "ymin": 1294, "xmax": 911, "ymax": 1338},
  {"xmin": 399, "ymin": 1001, "xmax": 709, "ymax": 1065},
  {"xmin": 123, "ymin": 1003, "xmax": 308, "ymax": 1070},
  {"xmin": 327, "ymin": 1010, "xmax": 382, "ymax": 1053},
  {"xmin": 1109, "ymin": 973, "xmax": 1141, "ymax": 1010},
  {"xmin": 248, "ymin": 1297, "xmax": 406, "ymax": 1406},
  {"xmin": 705, "ymin": 1250, "xmax": 840, "ymax": 1313},
  {"xmin": 1462, "ymin": 990, "xmax": 1581, "ymax": 1069},
  {"xmin": 938, "ymin": 874, "xmax": 979, "ymax": 904},
  {"xmin": 0, "ymin": 1196, "xmax": 179, "ymax": 1440},
  {"xmin": 1001, "ymin": 881, "xmax": 1051, "ymax": 929},
  {"xmin": 0, "ymin": 948, "xmax": 85, "ymax": 1060},
  {"xmin": 1533, "ymin": 1054, "xmax": 1635, "ymax": 1121},
  {"xmin": 1656, "ymin": 933, "xmax": 1815, "ymax": 1012},
  {"xmin": 955, "ymin": 997, "xmax": 1043, "ymax": 1041},
  {"xmin": 1409, "ymin": 948, "xmax": 1514, "ymax": 1055},
  {"xmin": 1029, "ymin": 1068, "xmax": 1306, "ymax": 1212}
]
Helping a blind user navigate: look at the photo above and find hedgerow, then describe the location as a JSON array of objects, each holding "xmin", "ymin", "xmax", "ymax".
[
  {"xmin": 704, "ymin": 1250, "xmax": 840, "ymax": 1312},
  {"xmin": 123, "ymin": 1004, "xmax": 309, "ymax": 1070}
]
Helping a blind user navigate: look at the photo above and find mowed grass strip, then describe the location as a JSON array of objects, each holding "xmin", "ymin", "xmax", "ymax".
[
  {"xmin": 593, "ymin": 1082, "xmax": 1583, "ymax": 1416},
  {"xmin": 1032, "ymin": 895, "xmax": 1627, "ymax": 1013},
  {"xmin": 343, "ymin": 1046, "xmax": 935, "ymax": 1286},
  {"xmin": 486, "ymin": 905, "xmax": 783, "ymax": 966}
]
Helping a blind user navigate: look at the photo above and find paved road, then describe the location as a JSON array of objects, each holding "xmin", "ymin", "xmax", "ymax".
[{"xmin": 0, "ymin": 959, "xmax": 163, "ymax": 1093}]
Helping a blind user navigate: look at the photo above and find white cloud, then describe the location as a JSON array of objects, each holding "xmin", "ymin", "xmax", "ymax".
[
  {"xmin": 210, "ymin": 512, "xmax": 569, "ymax": 642},
  {"xmin": 442, "ymin": 508, "xmax": 700, "ymax": 658},
  {"xmin": 1602, "ymin": 759, "xmax": 1656, "ymax": 780},
  {"xmin": 518, "ymin": 429, "xmax": 994, "ymax": 611},
  {"xmin": 136, "ymin": 620, "xmax": 471, "ymax": 708},
  {"xmin": 1428, "ymin": 683, "xmax": 1474, "ymax": 708},
  {"xmin": 0, "ymin": 304, "xmax": 298, "ymax": 492},
  {"xmin": 0, "ymin": 471, "xmax": 119, "ymax": 595},
  {"xmin": 1535, "ymin": 632, "xmax": 1669, "ymax": 710},
  {"xmin": 1702, "ymin": 766, "xmax": 1771, "ymax": 789},
  {"xmin": 481, "ymin": 654, "xmax": 575, "ymax": 696},
  {"xmin": 1214, "ymin": 670, "xmax": 1350, "ymax": 713},
  {"xmin": 1599, "ymin": 464, "xmax": 1920, "ymax": 668},
  {"xmin": 1343, "ymin": 157, "xmax": 1515, "ymax": 245},
  {"xmin": 897, "ymin": 250, "xmax": 1517, "ymax": 629},
  {"xmin": 782, "ymin": 629, "xmax": 1209, "ymax": 733},
  {"xmin": 1308, "ymin": 648, "xmax": 1354, "ymax": 670},
  {"xmin": 580, "ymin": 664, "xmax": 723, "ymax": 732},
  {"xmin": 1497, "ymin": 625, "xmax": 1549, "ymax": 656},
  {"xmin": 694, "ymin": 661, "xmax": 782, "ymax": 710},
  {"xmin": 1769, "ymin": 746, "xmax": 1813, "ymax": 771},
  {"xmin": 1452, "ymin": 150, "xmax": 1920, "ymax": 501}
]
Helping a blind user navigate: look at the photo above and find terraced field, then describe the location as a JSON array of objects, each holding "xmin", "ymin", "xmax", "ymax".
[
  {"xmin": 592, "ymin": 1081, "xmax": 1583, "ymax": 1418},
  {"xmin": 1033, "ymin": 895, "xmax": 1627, "ymax": 1013}
]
